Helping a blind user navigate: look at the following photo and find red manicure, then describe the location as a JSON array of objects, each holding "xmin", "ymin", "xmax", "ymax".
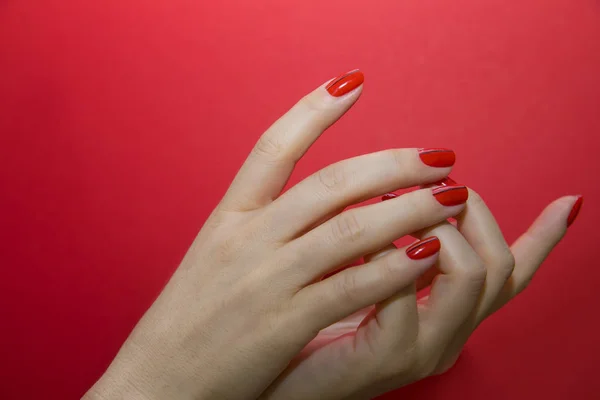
[
  {"xmin": 406, "ymin": 236, "xmax": 441, "ymax": 260},
  {"xmin": 432, "ymin": 185, "xmax": 469, "ymax": 206},
  {"xmin": 382, "ymin": 193, "xmax": 398, "ymax": 201},
  {"xmin": 567, "ymin": 195, "xmax": 583, "ymax": 227},
  {"xmin": 418, "ymin": 148, "xmax": 456, "ymax": 168},
  {"xmin": 326, "ymin": 69, "xmax": 364, "ymax": 97}
]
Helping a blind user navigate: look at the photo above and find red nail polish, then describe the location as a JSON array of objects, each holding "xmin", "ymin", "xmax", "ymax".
[
  {"xmin": 406, "ymin": 236, "xmax": 441, "ymax": 260},
  {"xmin": 326, "ymin": 69, "xmax": 364, "ymax": 97},
  {"xmin": 433, "ymin": 177, "xmax": 458, "ymax": 187},
  {"xmin": 382, "ymin": 193, "xmax": 398, "ymax": 201},
  {"xmin": 567, "ymin": 195, "xmax": 583, "ymax": 227},
  {"xmin": 418, "ymin": 148, "xmax": 456, "ymax": 168},
  {"xmin": 432, "ymin": 185, "xmax": 469, "ymax": 206}
]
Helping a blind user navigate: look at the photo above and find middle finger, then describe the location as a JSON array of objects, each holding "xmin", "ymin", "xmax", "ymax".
[{"xmin": 266, "ymin": 148, "xmax": 455, "ymax": 241}]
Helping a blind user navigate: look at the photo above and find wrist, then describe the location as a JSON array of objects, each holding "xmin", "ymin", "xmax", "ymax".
[
  {"xmin": 82, "ymin": 360, "xmax": 157, "ymax": 400},
  {"xmin": 82, "ymin": 334, "xmax": 173, "ymax": 400}
]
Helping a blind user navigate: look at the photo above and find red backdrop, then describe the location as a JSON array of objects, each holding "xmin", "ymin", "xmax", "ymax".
[{"xmin": 1, "ymin": 1, "xmax": 599, "ymax": 399}]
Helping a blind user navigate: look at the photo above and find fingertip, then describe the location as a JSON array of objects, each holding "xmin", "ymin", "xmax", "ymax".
[
  {"xmin": 567, "ymin": 195, "xmax": 583, "ymax": 228},
  {"xmin": 301, "ymin": 71, "xmax": 363, "ymax": 113},
  {"xmin": 514, "ymin": 196, "xmax": 574, "ymax": 252},
  {"xmin": 537, "ymin": 195, "xmax": 583, "ymax": 233}
]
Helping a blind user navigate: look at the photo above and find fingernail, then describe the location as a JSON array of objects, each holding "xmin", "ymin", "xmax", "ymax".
[
  {"xmin": 432, "ymin": 185, "xmax": 469, "ymax": 206},
  {"xmin": 382, "ymin": 193, "xmax": 398, "ymax": 201},
  {"xmin": 418, "ymin": 148, "xmax": 456, "ymax": 168},
  {"xmin": 406, "ymin": 236, "xmax": 441, "ymax": 260},
  {"xmin": 433, "ymin": 177, "xmax": 458, "ymax": 187},
  {"xmin": 326, "ymin": 69, "xmax": 364, "ymax": 97},
  {"xmin": 567, "ymin": 195, "xmax": 583, "ymax": 227}
]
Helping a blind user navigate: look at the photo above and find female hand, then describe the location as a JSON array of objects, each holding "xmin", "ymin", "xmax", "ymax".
[
  {"xmin": 260, "ymin": 180, "xmax": 583, "ymax": 399},
  {"xmin": 83, "ymin": 70, "xmax": 468, "ymax": 400}
]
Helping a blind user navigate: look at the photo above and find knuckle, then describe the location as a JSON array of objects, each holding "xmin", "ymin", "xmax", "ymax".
[
  {"xmin": 495, "ymin": 248, "xmax": 516, "ymax": 280},
  {"xmin": 316, "ymin": 162, "xmax": 351, "ymax": 193},
  {"xmin": 470, "ymin": 262, "xmax": 488, "ymax": 286},
  {"xmin": 460, "ymin": 260, "xmax": 487, "ymax": 290},
  {"xmin": 267, "ymin": 250, "xmax": 305, "ymax": 284},
  {"xmin": 335, "ymin": 271, "xmax": 360, "ymax": 304},
  {"xmin": 252, "ymin": 134, "xmax": 287, "ymax": 162},
  {"xmin": 212, "ymin": 233, "xmax": 246, "ymax": 263},
  {"xmin": 330, "ymin": 212, "xmax": 366, "ymax": 243},
  {"xmin": 467, "ymin": 262, "xmax": 487, "ymax": 289},
  {"xmin": 256, "ymin": 307, "xmax": 309, "ymax": 351},
  {"xmin": 209, "ymin": 222, "xmax": 265, "ymax": 264}
]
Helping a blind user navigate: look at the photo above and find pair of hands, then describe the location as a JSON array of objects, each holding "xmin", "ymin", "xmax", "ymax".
[{"xmin": 84, "ymin": 70, "xmax": 582, "ymax": 400}]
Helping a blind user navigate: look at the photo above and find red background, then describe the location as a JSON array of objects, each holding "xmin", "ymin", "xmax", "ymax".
[{"xmin": 1, "ymin": 1, "xmax": 599, "ymax": 399}]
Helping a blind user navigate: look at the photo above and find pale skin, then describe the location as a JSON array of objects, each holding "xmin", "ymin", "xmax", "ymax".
[{"xmin": 84, "ymin": 72, "xmax": 579, "ymax": 400}]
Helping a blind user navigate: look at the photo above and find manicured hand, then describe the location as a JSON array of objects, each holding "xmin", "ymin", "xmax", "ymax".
[
  {"xmin": 83, "ymin": 70, "xmax": 467, "ymax": 400},
  {"xmin": 261, "ymin": 178, "xmax": 582, "ymax": 400}
]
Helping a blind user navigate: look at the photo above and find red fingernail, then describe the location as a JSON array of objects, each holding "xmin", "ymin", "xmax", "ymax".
[
  {"xmin": 567, "ymin": 195, "xmax": 583, "ymax": 227},
  {"xmin": 326, "ymin": 69, "xmax": 364, "ymax": 97},
  {"xmin": 382, "ymin": 193, "xmax": 398, "ymax": 201},
  {"xmin": 406, "ymin": 236, "xmax": 441, "ymax": 260},
  {"xmin": 433, "ymin": 177, "xmax": 458, "ymax": 187},
  {"xmin": 432, "ymin": 185, "xmax": 469, "ymax": 206},
  {"xmin": 418, "ymin": 148, "xmax": 456, "ymax": 167}
]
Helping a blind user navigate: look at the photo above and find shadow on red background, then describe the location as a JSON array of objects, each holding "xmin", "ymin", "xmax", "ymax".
[{"xmin": 1, "ymin": 1, "xmax": 599, "ymax": 399}]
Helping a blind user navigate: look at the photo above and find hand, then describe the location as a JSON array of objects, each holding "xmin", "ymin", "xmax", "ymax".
[
  {"xmin": 83, "ymin": 70, "xmax": 469, "ymax": 400},
  {"xmin": 261, "ymin": 180, "xmax": 582, "ymax": 399}
]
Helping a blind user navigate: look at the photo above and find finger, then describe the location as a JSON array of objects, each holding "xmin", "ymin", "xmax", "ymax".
[
  {"xmin": 436, "ymin": 195, "xmax": 583, "ymax": 370},
  {"xmin": 366, "ymin": 240, "xmax": 420, "ymax": 346},
  {"xmin": 293, "ymin": 237, "xmax": 441, "ymax": 329},
  {"xmin": 285, "ymin": 186, "xmax": 468, "ymax": 283},
  {"xmin": 360, "ymin": 202, "xmax": 417, "ymax": 343},
  {"xmin": 368, "ymin": 283, "xmax": 419, "ymax": 344},
  {"xmin": 417, "ymin": 224, "xmax": 486, "ymax": 351},
  {"xmin": 359, "ymin": 242, "xmax": 397, "ymax": 279},
  {"xmin": 486, "ymin": 195, "xmax": 583, "ymax": 318},
  {"xmin": 411, "ymin": 178, "xmax": 456, "ymax": 293},
  {"xmin": 423, "ymin": 185, "xmax": 513, "ymax": 372},
  {"xmin": 453, "ymin": 188, "xmax": 514, "ymax": 323},
  {"xmin": 220, "ymin": 69, "xmax": 364, "ymax": 212},
  {"xmin": 267, "ymin": 148, "xmax": 455, "ymax": 240},
  {"xmin": 363, "ymin": 244, "xmax": 398, "ymax": 264}
]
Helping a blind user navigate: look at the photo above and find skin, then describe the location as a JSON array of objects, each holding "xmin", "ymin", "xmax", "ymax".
[
  {"xmin": 260, "ymin": 190, "xmax": 574, "ymax": 399},
  {"xmin": 83, "ymin": 74, "xmax": 576, "ymax": 400}
]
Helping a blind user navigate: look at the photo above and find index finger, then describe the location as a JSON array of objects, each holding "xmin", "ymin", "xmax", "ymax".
[{"xmin": 220, "ymin": 69, "xmax": 364, "ymax": 212}]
